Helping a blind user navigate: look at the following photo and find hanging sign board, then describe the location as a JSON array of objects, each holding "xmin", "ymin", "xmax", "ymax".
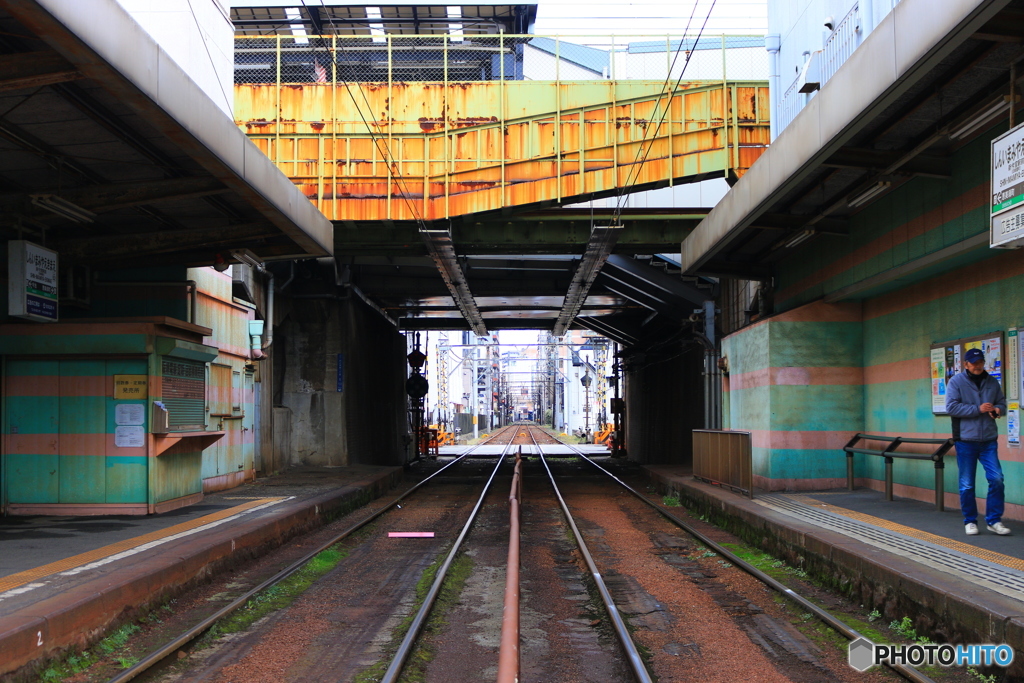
[
  {"xmin": 992, "ymin": 122, "xmax": 1024, "ymax": 247},
  {"xmin": 8, "ymin": 240, "xmax": 58, "ymax": 322},
  {"xmin": 992, "ymin": 122, "xmax": 1024, "ymax": 248}
]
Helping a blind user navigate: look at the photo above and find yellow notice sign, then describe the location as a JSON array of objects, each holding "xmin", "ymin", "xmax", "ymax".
[{"xmin": 114, "ymin": 375, "xmax": 148, "ymax": 399}]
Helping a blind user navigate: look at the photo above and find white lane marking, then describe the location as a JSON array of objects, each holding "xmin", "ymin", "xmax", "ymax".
[
  {"xmin": 0, "ymin": 583, "xmax": 47, "ymax": 602},
  {"xmin": 60, "ymin": 498, "xmax": 292, "ymax": 576}
]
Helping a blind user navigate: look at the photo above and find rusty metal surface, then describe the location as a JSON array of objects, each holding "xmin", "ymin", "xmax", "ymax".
[
  {"xmin": 236, "ymin": 79, "xmax": 769, "ymax": 220},
  {"xmin": 692, "ymin": 429, "xmax": 753, "ymax": 498}
]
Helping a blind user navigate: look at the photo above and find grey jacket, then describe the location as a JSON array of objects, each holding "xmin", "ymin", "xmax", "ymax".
[{"xmin": 945, "ymin": 370, "xmax": 1007, "ymax": 442}]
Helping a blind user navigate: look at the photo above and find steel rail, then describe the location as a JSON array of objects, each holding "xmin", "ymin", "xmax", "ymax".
[
  {"xmin": 535, "ymin": 429, "xmax": 655, "ymax": 683},
  {"xmin": 104, "ymin": 426, "xmax": 520, "ymax": 683},
  {"xmin": 564, "ymin": 444, "xmax": 937, "ymax": 683},
  {"xmin": 496, "ymin": 447, "xmax": 523, "ymax": 683},
  {"xmin": 379, "ymin": 429, "xmax": 519, "ymax": 683}
]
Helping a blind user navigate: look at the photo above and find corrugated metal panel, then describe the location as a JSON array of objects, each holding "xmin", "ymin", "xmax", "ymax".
[{"xmin": 162, "ymin": 358, "xmax": 207, "ymax": 430}]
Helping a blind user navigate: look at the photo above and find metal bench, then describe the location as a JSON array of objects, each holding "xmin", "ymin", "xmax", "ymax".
[{"xmin": 842, "ymin": 433, "xmax": 955, "ymax": 511}]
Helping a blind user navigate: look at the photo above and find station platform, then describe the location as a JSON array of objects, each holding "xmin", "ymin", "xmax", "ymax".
[
  {"xmin": 0, "ymin": 465, "xmax": 402, "ymax": 680},
  {"xmin": 646, "ymin": 466, "xmax": 1024, "ymax": 668}
]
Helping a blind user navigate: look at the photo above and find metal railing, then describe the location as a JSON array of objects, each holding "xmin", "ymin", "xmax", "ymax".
[
  {"xmin": 233, "ymin": 33, "xmax": 769, "ymax": 85},
  {"xmin": 777, "ymin": 76, "xmax": 804, "ymax": 132},
  {"xmin": 692, "ymin": 429, "xmax": 753, "ymax": 498},
  {"xmin": 820, "ymin": 3, "xmax": 861, "ymax": 84},
  {"xmin": 843, "ymin": 433, "xmax": 954, "ymax": 511}
]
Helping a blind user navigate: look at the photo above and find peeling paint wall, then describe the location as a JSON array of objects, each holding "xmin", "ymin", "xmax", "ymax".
[{"xmin": 277, "ymin": 293, "xmax": 408, "ymax": 467}]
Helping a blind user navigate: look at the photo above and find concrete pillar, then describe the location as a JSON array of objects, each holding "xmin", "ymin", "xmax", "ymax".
[
  {"xmin": 720, "ymin": 301, "xmax": 864, "ymax": 490},
  {"xmin": 277, "ymin": 293, "xmax": 409, "ymax": 468}
]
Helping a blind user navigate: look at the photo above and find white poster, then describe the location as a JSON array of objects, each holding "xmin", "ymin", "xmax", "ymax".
[
  {"xmin": 115, "ymin": 403, "xmax": 146, "ymax": 426},
  {"xmin": 931, "ymin": 347, "xmax": 947, "ymax": 414},
  {"xmin": 1009, "ymin": 329, "xmax": 1019, "ymax": 401},
  {"xmin": 114, "ymin": 425, "xmax": 145, "ymax": 448},
  {"xmin": 1020, "ymin": 331, "xmax": 1024, "ymax": 409},
  {"xmin": 1009, "ymin": 402, "xmax": 1020, "ymax": 447},
  {"xmin": 984, "ymin": 337, "xmax": 1002, "ymax": 384}
]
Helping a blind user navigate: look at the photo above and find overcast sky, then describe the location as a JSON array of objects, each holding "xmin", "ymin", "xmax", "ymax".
[{"xmin": 531, "ymin": 0, "xmax": 767, "ymax": 36}]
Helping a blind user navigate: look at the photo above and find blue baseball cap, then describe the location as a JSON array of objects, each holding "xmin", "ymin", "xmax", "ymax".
[{"xmin": 964, "ymin": 348, "xmax": 985, "ymax": 363}]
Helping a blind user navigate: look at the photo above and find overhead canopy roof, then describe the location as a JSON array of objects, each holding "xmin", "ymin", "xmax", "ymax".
[
  {"xmin": 680, "ymin": 0, "xmax": 1020, "ymax": 281},
  {"xmin": 0, "ymin": 0, "xmax": 332, "ymax": 268},
  {"xmin": 229, "ymin": 2, "xmax": 537, "ymax": 36}
]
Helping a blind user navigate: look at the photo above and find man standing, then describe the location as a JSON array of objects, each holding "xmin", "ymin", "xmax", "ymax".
[{"xmin": 946, "ymin": 348, "xmax": 1010, "ymax": 536}]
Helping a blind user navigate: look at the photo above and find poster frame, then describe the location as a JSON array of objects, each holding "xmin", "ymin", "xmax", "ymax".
[{"xmin": 929, "ymin": 330, "xmax": 1004, "ymax": 415}]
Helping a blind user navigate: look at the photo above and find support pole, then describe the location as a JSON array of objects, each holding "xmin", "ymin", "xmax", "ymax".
[
  {"xmin": 885, "ymin": 456, "xmax": 894, "ymax": 501},
  {"xmin": 934, "ymin": 458, "xmax": 945, "ymax": 512}
]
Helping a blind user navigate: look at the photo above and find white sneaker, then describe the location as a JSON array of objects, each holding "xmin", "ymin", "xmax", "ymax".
[
  {"xmin": 988, "ymin": 522, "xmax": 1011, "ymax": 535},
  {"xmin": 965, "ymin": 523, "xmax": 979, "ymax": 535}
]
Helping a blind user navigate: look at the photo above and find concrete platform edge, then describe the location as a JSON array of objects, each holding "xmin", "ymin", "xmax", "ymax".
[
  {"xmin": 0, "ymin": 467, "xmax": 403, "ymax": 682},
  {"xmin": 645, "ymin": 466, "xmax": 1024, "ymax": 666}
]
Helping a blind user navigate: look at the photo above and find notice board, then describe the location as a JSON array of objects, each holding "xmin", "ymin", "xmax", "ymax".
[{"xmin": 930, "ymin": 331, "xmax": 1004, "ymax": 415}]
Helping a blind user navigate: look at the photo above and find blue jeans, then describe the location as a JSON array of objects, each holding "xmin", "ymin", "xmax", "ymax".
[{"xmin": 956, "ymin": 440, "xmax": 1004, "ymax": 525}]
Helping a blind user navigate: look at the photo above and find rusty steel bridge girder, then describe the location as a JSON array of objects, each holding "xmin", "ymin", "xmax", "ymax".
[{"xmin": 235, "ymin": 79, "xmax": 770, "ymax": 221}]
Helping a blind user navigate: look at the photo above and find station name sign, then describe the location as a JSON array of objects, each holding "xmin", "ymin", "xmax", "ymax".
[{"xmin": 8, "ymin": 240, "xmax": 58, "ymax": 322}]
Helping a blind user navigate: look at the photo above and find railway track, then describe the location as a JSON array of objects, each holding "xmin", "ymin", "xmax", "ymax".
[
  {"xmin": 109, "ymin": 425, "xmax": 524, "ymax": 683},
  {"xmin": 105, "ymin": 423, "xmax": 934, "ymax": 683}
]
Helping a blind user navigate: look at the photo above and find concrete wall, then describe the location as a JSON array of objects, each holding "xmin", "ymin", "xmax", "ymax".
[
  {"xmin": 276, "ymin": 292, "xmax": 408, "ymax": 467},
  {"xmin": 117, "ymin": 0, "xmax": 234, "ymax": 117},
  {"xmin": 624, "ymin": 345, "xmax": 704, "ymax": 465}
]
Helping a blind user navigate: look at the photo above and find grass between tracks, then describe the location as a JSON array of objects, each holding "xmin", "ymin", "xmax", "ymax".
[
  {"xmin": 196, "ymin": 544, "xmax": 350, "ymax": 645},
  {"xmin": 37, "ymin": 542, "xmax": 354, "ymax": 682},
  {"xmin": 354, "ymin": 549, "xmax": 475, "ymax": 683},
  {"xmin": 38, "ymin": 621, "xmax": 145, "ymax": 681}
]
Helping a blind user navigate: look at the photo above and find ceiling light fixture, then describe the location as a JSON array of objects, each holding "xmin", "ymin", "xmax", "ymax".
[
  {"xmin": 230, "ymin": 248, "xmax": 265, "ymax": 270},
  {"xmin": 30, "ymin": 194, "xmax": 96, "ymax": 224},
  {"xmin": 784, "ymin": 229, "xmax": 815, "ymax": 248},
  {"xmin": 847, "ymin": 180, "xmax": 891, "ymax": 208},
  {"xmin": 948, "ymin": 98, "xmax": 1012, "ymax": 141}
]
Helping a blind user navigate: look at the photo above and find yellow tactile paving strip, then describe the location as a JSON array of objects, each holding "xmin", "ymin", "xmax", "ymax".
[
  {"xmin": 789, "ymin": 494, "xmax": 1024, "ymax": 572},
  {"xmin": 0, "ymin": 498, "xmax": 283, "ymax": 593}
]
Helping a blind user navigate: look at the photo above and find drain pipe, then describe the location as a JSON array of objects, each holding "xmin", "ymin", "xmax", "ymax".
[
  {"xmin": 766, "ymin": 34, "xmax": 781, "ymax": 141},
  {"xmin": 249, "ymin": 268, "xmax": 273, "ymax": 360},
  {"xmin": 262, "ymin": 270, "xmax": 273, "ymax": 353}
]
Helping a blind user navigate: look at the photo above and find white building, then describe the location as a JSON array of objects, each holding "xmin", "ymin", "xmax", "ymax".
[{"xmin": 768, "ymin": 0, "xmax": 904, "ymax": 136}]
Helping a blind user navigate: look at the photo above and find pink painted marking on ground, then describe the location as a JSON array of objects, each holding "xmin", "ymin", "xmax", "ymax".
[{"xmin": 388, "ymin": 531, "xmax": 435, "ymax": 538}]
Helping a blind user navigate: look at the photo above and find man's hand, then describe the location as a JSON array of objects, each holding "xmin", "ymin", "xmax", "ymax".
[{"xmin": 981, "ymin": 402, "xmax": 1000, "ymax": 418}]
